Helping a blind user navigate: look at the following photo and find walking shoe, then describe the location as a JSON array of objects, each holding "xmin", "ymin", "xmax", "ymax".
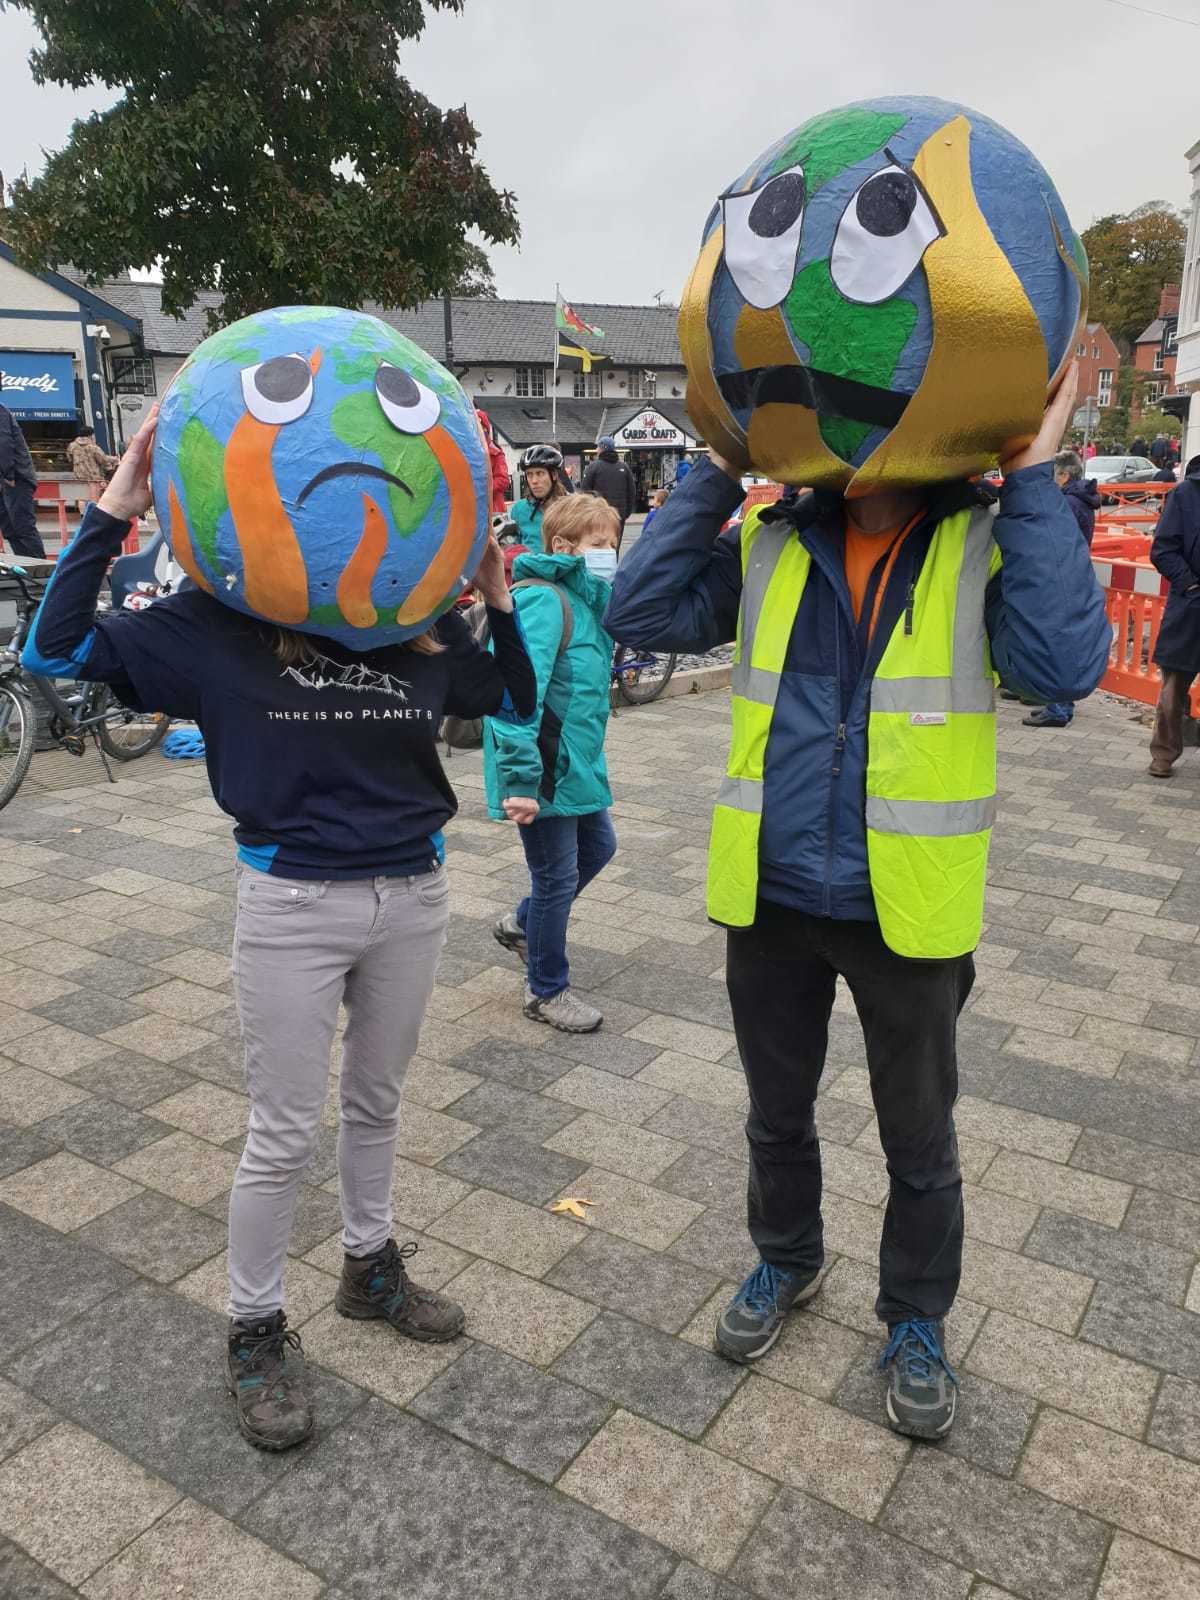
[
  {"xmin": 879, "ymin": 1318, "xmax": 958, "ymax": 1438},
  {"xmin": 336, "ymin": 1238, "xmax": 465, "ymax": 1342},
  {"xmin": 226, "ymin": 1311, "xmax": 312, "ymax": 1452},
  {"xmin": 523, "ymin": 985, "xmax": 602, "ymax": 1033},
  {"xmin": 1022, "ymin": 708, "xmax": 1070, "ymax": 728},
  {"xmin": 714, "ymin": 1260, "xmax": 823, "ymax": 1363},
  {"xmin": 1148, "ymin": 762, "xmax": 1175, "ymax": 778},
  {"xmin": 493, "ymin": 911, "xmax": 528, "ymax": 961}
]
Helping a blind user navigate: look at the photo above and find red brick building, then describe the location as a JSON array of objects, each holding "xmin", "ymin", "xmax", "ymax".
[
  {"xmin": 1132, "ymin": 283, "xmax": 1181, "ymax": 416},
  {"xmin": 1074, "ymin": 321, "xmax": 1122, "ymax": 413}
]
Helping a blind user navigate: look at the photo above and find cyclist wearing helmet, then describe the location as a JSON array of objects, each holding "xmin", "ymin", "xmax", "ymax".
[{"xmin": 512, "ymin": 445, "xmax": 568, "ymax": 545}]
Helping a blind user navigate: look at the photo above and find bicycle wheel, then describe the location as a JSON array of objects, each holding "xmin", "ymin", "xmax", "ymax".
[
  {"xmin": 0, "ymin": 682, "xmax": 36, "ymax": 810},
  {"xmin": 92, "ymin": 686, "xmax": 170, "ymax": 761},
  {"xmin": 614, "ymin": 646, "xmax": 677, "ymax": 705}
]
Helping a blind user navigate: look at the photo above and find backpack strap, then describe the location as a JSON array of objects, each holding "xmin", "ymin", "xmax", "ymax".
[{"xmin": 510, "ymin": 579, "xmax": 574, "ymax": 656}]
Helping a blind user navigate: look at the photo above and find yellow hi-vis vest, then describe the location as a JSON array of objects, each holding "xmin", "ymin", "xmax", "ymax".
[{"xmin": 707, "ymin": 502, "xmax": 1001, "ymax": 959}]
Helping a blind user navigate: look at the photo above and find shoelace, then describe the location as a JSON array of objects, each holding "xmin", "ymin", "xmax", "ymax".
[
  {"xmin": 879, "ymin": 1318, "xmax": 958, "ymax": 1388},
  {"xmin": 234, "ymin": 1322, "xmax": 303, "ymax": 1397},
  {"xmin": 367, "ymin": 1239, "xmax": 436, "ymax": 1314},
  {"xmin": 733, "ymin": 1260, "xmax": 792, "ymax": 1318}
]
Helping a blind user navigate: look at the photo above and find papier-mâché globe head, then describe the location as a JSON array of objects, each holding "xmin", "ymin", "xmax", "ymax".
[
  {"xmin": 679, "ymin": 96, "xmax": 1088, "ymax": 495},
  {"xmin": 151, "ymin": 306, "xmax": 489, "ymax": 647}
]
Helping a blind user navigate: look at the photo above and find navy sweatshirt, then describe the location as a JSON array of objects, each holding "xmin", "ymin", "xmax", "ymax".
[{"xmin": 25, "ymin": 505, "xmax": 537, "ymax": 879}]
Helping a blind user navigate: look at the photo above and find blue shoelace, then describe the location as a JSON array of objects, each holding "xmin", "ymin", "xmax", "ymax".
[
  {"xmin": 733, "ymin": 1260, "xmax": 793, "ymax": 1318},
  {"xmin": 879, "ymin": 1318, "xmax": 958, "ymax": 1388}
]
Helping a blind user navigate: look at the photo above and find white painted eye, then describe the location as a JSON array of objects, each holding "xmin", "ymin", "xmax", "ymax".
[
  {"xmin": 720, "ymin": 164, "xmax": 807, "ymax": 311},
  {"xmin": 240, "ymin": 355, "xmax": 314, "ymax": 425},
  {"xmin": 830, "ymin": 163, "xmax": 943, "ymax": 305},
  {"xmin": 375, "ymin": 364, "xmax": 441, "ymax": 433}
]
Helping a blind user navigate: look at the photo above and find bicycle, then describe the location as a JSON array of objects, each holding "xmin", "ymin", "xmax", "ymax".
[
  {"xmin": 611, "ymin": 640, "xmax": 677, "ymax": 706},
  {"xmin": 0, "ymin": 563, "xmax": 169, "ymax": 811}
]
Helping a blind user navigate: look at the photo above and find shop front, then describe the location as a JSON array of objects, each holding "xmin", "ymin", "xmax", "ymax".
[
  {"xmin": 0, "ymin": 349, "xmax": 82, "ymax": 473},
  {"xmin": 606, "ymin": 406, "xmax": 700, "ymax": 509}
]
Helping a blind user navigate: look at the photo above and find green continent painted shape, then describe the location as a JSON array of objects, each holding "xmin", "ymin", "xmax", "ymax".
[
  {"xmin": 330, "ymin": 391, "xmax": 443, "ymax": 535},
  {"xmin": 770, "ymin": 108, "xmax": 906, "ymax": 192},
  {"xmin": 176, "ymin": 417, "xmax": 228, "ymax": 573},
  {"xmin": 782, "ymin": 259, "xmax": 917, "ymax": 461}
]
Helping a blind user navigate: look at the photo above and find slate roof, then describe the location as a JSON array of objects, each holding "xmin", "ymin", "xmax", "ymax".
[
  {"xmin": 479, "ymin": 397, "xmax": 698, "ymax": 447},
  {"xmin": 1136, "ymin": 318, "xmax": 1166, "ymax": 345},
  {"xmin": 96, "ymin": 277, "xmax": 223, "ymax": 355},
  {"xmin": 365, "ymin": 298, "xmax": 685, "ymax": 367}
]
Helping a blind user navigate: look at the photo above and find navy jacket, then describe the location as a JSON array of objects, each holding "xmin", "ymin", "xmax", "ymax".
[
  {"xmin": 606, "ymin": 459, "xmax": 1111, "ymax": 924},
  {"xmin": 0, "ymin": 404, "xmax": 35, "ymax": 485},
  {"xmin": 1063, "ymin": 478, "xmax": 1101, "ymax": 545},
  {"xmin": 1151, "ymin": 469, "xmax": 1200, "ymax": 673},
  {"xmin": 25, "ymin": 505, "xmax": 537, "ymax": 879}
]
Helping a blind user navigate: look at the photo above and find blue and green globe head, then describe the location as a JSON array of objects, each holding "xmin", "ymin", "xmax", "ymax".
[
  {"xmin": 151, "ymin": 306, "xmax": 489, "ymax": 647},
  {"xmin": 679, "ymin": 97, "xmax": 1088, "ymax": 496}
]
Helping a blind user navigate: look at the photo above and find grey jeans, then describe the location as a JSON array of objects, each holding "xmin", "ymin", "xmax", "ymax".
[{"xmin": 228, "ymin": 864, "xmax": 449, "ymax": 1320}]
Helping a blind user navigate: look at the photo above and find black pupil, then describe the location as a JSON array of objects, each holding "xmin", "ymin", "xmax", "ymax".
[
  {"xmin": 748, "ymin": 172, "xmax": 806, "ymax": 238},
  {"xmin": 254, "ymin": 356, "xmax": 310, "ymax": 402},
  {"xmin": 376, "ymin": 366, "xmax": 420, "ymax": 408},
  {"xmin": 856, "ymin": 170, "xmax": 918, "ymax": 237}
]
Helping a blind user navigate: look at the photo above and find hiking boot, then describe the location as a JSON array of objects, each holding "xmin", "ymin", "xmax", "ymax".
[
  {"xmin": 1023, "ymin": 708, "xmax": 1070, "ymax": 729},
  {"xmin": 336, "ymin": 1238, "xmax": 465, "ymax": 1342},
  {"xmin": 714, "ymin": 1260, "xmax": 823, "ymax": 1363},
  {"xmin": 523, "ymin": 985, "xmax": 602, "ymax": 1033},
  {"xmin": 226, "ymin": 1311, "xmax": 312, "ymax": 1452},
  {"xmin": 493, "ymin": 911, "xmax": 528, "ymax": 961},
  {"xmin": 880, "ymin": 1318, "xmax": 958, "ymax": 1438}
]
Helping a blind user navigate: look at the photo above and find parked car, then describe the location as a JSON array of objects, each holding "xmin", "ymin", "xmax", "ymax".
[{"xmin": 1086, "ymin": 456, "xmax": 1160, "ymax": 502}]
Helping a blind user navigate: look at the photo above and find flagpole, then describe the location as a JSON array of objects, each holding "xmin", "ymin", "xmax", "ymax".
[{"xmin": 552, "ymin": 283, "xmax": 559, "ymax": 444}]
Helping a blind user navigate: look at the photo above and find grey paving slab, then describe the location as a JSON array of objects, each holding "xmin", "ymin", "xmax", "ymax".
[
  {"xmin": 0, "ymin": 1202, "xmax": 135, "ymax": 1363},
  {"xmin": 8, "ymin": 1282, "xmax": 366, "ymax": 1516},
  {"xmin": 30, "ymin": 988, "xmax": 152, "ymax": 1036},
  {"xmin": 75, "ymin": 1190, "xmax": 226, "ymax": 1282},
  {"xmin": 550, "ymin": 1310, "xmax": 744, "ymax": 1437},
  {"xmin": 1024, "ymin": 1208, "xmax": 1195, "ymax": 1304},
  {"xmin": 1121, "ymin": 1187, "xmax": 1200, "ymax": 1253},
  {"xmin": 0, "ymin": 1374, "xmax": 55, "ymax": 1464},
  {"xmin": 244, "ymin": 1396, "xmax": 676, "ymax": 1598},
  {"xmin": 409, "ymin": 1340, "xmax": 610, "ymax": 1482},
  {"xmin": 437, "ymin": 1129, "xmax": 588, "ymax": 1206},
  {"xmin": 544, "ymin": 1229, "xmax": 723, "ymax": 1334},
  {"xmin": 448, "ymin": 1079, "xmax": 578, "ymax": 1141},
  {"xmin": 0, "ymin": 1125, "xmax": 59, "ymax": 1180},
  {"xmin": 0, "ymin": 1539, "xmax": 77, "ymax": 1600},
  {"xmin": 65, "ymin": 1053, "xmax": 197, "ymax": 1110},
  {"xmin": 448, "ymin": 1037, "xmax": 574, "ymax": 1093},
  {"xmin": 1149, "ymin": 1375, "xmax": 1200, "ymax": 1466},
  {"xmin": 31, "ymin": 1097, "xmax": 171, "ymax": 1166},
  {"xmin": 1071, "ymin": 1128, "xmax": 1200, "ymax": 1204}
]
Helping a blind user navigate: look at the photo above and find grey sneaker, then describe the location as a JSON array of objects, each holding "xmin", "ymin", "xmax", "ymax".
[
  {"xmin": 336, "ymin": 1238, "xmax": 465, "ymax": 1342},
  {"xmin": 493, "ymin": 911, "xmax": 528, "ymax": 961},
  {"xmin": 879, "ymin": 1318, "xmax": 958, "ymax": 1438},
  {"xmin": 523, "ymin": 985, "xmax": 602, "ymax": 1033},
  {"xmin": 226, "ymin": 1311, "xmax": 312, "ymax": 1452},
  {"xmin": 715, "ymin": 1260, "xmax": 823, "ymax": 1363}
]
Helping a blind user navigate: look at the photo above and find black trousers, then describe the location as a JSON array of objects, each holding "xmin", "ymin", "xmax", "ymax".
[
  {"xmin": 0, "ymin": 480, "xmax": 46, "ymax": 558},
  {"xmin": 725, "ymin": 899, "xmax": 974, "ymax": 1325}
]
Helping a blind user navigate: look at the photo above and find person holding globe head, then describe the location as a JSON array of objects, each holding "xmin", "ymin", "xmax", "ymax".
[{"xmin": 22, "ymin": 308, "xmax": 536, "ymax": 1452}]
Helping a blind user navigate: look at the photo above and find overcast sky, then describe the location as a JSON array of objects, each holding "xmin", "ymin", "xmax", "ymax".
[{"xmin": 2, "ymin": 0, "xmax": 1197, "ymax": 307}]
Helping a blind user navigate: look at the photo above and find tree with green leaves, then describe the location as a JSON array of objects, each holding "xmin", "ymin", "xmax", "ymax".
[
  {"xmin": 3, "ymin": 0, "xmax": 516, "ymax": 326},
  {"xmin": 1081, "ymin": 202, "xmax": 1187, "ymax": 347}
]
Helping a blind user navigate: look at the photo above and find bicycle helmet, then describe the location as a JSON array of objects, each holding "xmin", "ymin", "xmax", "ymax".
[{"xmin": 520, "ymin": 444, "xmax": 564, "ymax": 471}]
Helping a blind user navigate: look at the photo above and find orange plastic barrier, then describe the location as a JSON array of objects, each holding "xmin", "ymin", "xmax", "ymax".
[
  {"xmin": 1093, "ymin": 554, "xmax": 1200, "ymax": 715},
  {"xmin": 33, "ymin": 481, "xmax": 69, "ymax": 541},
  {"xmin": 742, "ymin": 482, "xmax": 785, "ymax": 512}
]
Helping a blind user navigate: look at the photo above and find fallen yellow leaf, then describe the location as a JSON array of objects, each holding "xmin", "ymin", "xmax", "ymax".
[{"xmin": 550, "ymin": 1197, "xmax": 593, "ymax": 1221}]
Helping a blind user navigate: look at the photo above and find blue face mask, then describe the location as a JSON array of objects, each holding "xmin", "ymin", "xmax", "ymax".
[{"xmin": 582, "ymin": 547, "xmax": 618, "ymax": 583}]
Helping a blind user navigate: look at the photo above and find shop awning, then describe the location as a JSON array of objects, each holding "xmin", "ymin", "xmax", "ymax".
[{"xmin": 0, "ymin": 351, "xmax": 78, "ymax": 420}]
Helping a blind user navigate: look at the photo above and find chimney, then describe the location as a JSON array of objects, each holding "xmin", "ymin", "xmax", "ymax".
[{"xmin": 1159, "ymin": 283, "xmax": 1181, "ymax": 317}]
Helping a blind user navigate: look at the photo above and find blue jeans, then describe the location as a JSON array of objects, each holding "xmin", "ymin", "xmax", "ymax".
[{"xmin": 516, "ymin": 810, "xmax": 617, "ymax": 998}]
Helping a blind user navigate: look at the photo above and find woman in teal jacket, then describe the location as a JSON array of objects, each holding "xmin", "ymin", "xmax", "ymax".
[
  {"xmin": 509, "ymin": 443, "xmax": 570, "ymax": 546},
  {"xmin": 485, "ymin": 491, "xmax": 619, "ymax": 1033}
]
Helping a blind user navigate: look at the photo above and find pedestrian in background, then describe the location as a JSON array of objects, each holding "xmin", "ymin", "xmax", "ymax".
[
  {"xmin": 1024, "ymin": 451, "xmax": 1101, "ymax": 729},
  {"xmin": 583, "ymin": 435, "xmax": 635, "ymax": 548},
  {"xmin": 0, "ymin": 400, "xmax": 46, "ymax": 558},
  {"xmin": 510, "ymin": 444, "xmax": 570, "ymax": 545},
  {"xmin": 488, "ymin": 492, "xmax": 621, "ymax": 1035},
  {"xmin": 1150, "ymin": 433, "xmax": 1171, "ymax": 469},
  {"xmin": 1148, "ymin": 455, "xmax": 1200, "ymax": 778},
  {"xmin": 476, "ymin": 409, "xmax": 511, "ymax": 515},
  {"xmin": 1130, "ymin": 435, "xmax": 1149, "ymax": 459},
  {"xmin": 642, "ymin": 486, "xmax": 669, "ymax": 535},
  {"xmin": 67, "ymin": 425, "xmax": 119, "ymax": 488}
]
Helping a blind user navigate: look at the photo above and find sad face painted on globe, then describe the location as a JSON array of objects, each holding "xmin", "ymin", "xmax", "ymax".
[
  {"xmin": 151, "ymin": 306, "xmax": 490, "ymax": 648},
  {"xmin": 679, "ymin": 96, "xmax": 1089, "ymax": 495}
]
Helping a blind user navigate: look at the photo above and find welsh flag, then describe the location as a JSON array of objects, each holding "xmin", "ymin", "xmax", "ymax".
[{"xmin": 556, "ymin": 292, "xmax": 604, "ymax": 342}]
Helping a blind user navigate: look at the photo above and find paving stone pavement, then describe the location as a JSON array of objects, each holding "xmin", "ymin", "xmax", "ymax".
[{"xmin": 1, "ymin": 687, "xmax": 1200, "ymax": 1598}]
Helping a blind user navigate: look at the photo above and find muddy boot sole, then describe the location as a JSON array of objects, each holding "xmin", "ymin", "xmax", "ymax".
[{"xmin": 334, "ymin": 1289, "xmax": 465, "ymax": 1342}]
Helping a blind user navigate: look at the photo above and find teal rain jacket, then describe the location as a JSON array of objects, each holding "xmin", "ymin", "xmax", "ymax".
[{"xmin": 484, "ymin": 551, "xmax": 613, "ymax": 819}]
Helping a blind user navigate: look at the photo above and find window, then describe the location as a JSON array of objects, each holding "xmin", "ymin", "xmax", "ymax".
[
  {"xmin": 627, "ymin": 369, "xmax": 657, "ymax": 399},
  {"xmin": 110, "ymin": 356, "xmax": 157, "ymax": 396},
  {"xmin": 1076, "ymin": 342, "xmax": 1085, "ymax": 357},
  {"xmin": 1153, "ymin": 349, "xmax": 1165, "ymax": 372},
  {"xmin": 573, "ymin": 369, "xmax": 603, "ymax": 398},
  {"xmin": 1097, "ymin": 369, "xmax": 1113, "ymax": 405},
  {"xmin": 1144, "ymin": 382, "xmax": 1163, "ymax": 406},
  {"xmin": 514, "ymin": 366, "xmax": 545, "ymax": 398},
  {"xmin": 1092, "ymin": 344, "xmax": 1099, "ymax": 359}
]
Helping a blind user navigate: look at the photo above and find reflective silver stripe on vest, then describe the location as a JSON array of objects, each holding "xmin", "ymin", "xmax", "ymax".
[
  {"xmin": 951, "ymin": 505, "xmax": 997, "ymax": 685},
  {"xmin": 718, "ymin": 775, "xmax": 763, "ymax": 813},
  {"xmin": 865, "ymin": 795, "xmax": 996, "ymax": 836},
  {"xmin": 871, "ymin": 676, "xmax": 995, "ymax": 714},
  {"xmin": 729, "ymin": 661, "xmax": 781, "ymax": 704}
]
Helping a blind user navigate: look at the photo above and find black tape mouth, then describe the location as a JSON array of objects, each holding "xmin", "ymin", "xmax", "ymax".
[
  {"xmin": 297, "ymin": 461, "xmax": 414, "ymax": 506},
  {"xmin": 717, "ymin": 365, "xmax": 911, "ymax": 429}
]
